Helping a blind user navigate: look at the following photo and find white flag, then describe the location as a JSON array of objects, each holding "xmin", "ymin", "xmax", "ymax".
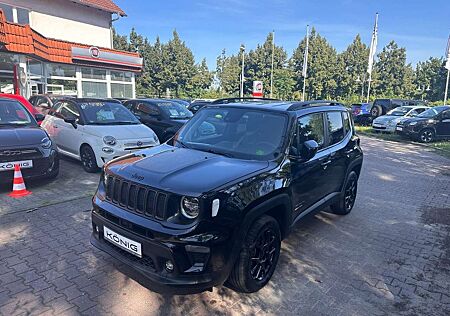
[
  {"xmin": 445, "ymin": 35, "xmax": 450, "ymax": 70},
  {"xmin": 367, "ymin": 13, "xmax": 379, "ymax": 75},
  {"xmin": 302, "ymin": 25, "xmax": 309, "ymax": 77}
]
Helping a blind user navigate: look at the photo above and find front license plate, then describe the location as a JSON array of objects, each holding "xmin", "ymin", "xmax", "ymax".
[
  {"xmin": 0, "ymin": 160, "xmax": 33, "ymax": 172},
  {"xmin": 103, "ymin": 226, "xmax": 142, "ymax": 258},
  {"xmin": 396, "ymin": 126, "xmax": 403, "ymax": 131}
]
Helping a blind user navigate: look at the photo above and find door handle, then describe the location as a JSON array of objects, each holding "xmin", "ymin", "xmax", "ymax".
[{"xmin": 321, "ymin": 160, "xmax": 332, "ymax": 168}]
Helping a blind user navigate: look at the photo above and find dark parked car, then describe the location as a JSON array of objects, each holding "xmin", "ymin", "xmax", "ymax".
[
  {"xmin": 351, "ymin": 103, "xmax": 372, "ymax": 125},
  {"xmin": 188, "ymin": 100, "xmax": 212, "ymax": 114},
  {"xmin": 90, "ymin": 100, "xmax": 363, "ymax": 294},
  {"xmin": 29, "ymin": 94, "xmax": 75, "ymax": 115},
  {"xmin": 370, "ymin": 99, "xmax": 427, "ymax": 118},
  {"xmin": 0, "ymin": 98, "xmax": 59, "ymax": 182},
  {"xmin": 396, "ymin": 105, "xmax": 450, "ymax": 142},
  {"xmin": 124, "ymin": 99, "xmax": 193, "ymax": 142}
]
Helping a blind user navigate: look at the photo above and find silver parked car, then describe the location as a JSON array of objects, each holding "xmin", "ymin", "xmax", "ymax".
[{"xmin": 372, "ymin": 106, "xmax": 429, "ymax": 133}]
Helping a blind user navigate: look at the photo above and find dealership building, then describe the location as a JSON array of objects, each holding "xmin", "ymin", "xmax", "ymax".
[{"xmin": 0, "ymin": 0, "xmax": 142, "ymax": 99}]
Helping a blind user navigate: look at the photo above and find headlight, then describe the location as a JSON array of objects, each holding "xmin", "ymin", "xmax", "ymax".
[
  {"xmin": 180, "ymin": 197, "xmax": 200, "ymax": 219},
  {"xmin": 103, "ymin": 136, "xmax": 117, "ymax": 146},
  {"xmin": 409, "ymin": 121, "xmax": 418, "ymax": 126},
  {"xmin": 41, "ymin": 137, "xmax": 52, "ymax": 149}
]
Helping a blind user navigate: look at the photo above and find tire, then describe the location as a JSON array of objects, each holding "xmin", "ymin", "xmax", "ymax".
[
  {"xmin": 45, "ymin": 157, "xmax": 60, "ymax": 180},
  {"xmin": 418, "ymin": 128, "xmax": 435, "ymax": 143},
  {"xmin": 330, "ymin": 171, "xmax": 358, "ymax": 215},
  {"xmin": 80, "ymin": 145, "xmax": 100, "ymax": 173},
  {"xmin": 370, "ymin": 105, "xmax": 382, "ymax": 118},
  {"xmin": 226, "ymin": 215, "xmax": 281, "ymax": 293}
]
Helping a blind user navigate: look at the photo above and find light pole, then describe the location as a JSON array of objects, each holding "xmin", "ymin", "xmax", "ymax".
[{"xmin": 240, "ymin": 44, "xmax": 245, "ymax": 98}]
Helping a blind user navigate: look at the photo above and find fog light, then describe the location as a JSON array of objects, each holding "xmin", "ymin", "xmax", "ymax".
[
  {"xmin": 102, "ymin": 147, "xmax": 114, "ymax": 154},
  {"xmin": 165, "ymin": 260, "xmax": 174, "ymax": 272}
]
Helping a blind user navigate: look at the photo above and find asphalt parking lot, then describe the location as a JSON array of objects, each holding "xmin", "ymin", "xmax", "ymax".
[{"xmin": 0, "ymin": 136, "xmax": 449, "ymax": 315}]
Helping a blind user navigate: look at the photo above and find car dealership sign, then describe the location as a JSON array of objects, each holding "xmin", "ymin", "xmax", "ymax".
[{"xmin": 253, "ymin": 81, "xmax": 263, "ymax": 98}]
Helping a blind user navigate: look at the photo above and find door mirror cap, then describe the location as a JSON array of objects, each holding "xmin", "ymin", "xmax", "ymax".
[
  {"xmin": 300, "ymin": 140, "xmax": 319, "ymax": 161},
  {"xmin": 34, "ymin": 113, "xmax": 45, "ymax": 122},
  {"xmin": 64, "ymin": 117, "xmax": 77, "ymax": 128}
]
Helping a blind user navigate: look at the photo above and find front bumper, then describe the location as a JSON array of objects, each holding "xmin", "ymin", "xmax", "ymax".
[
  {"xmin": 0, "ymin": 149, "xmax": 58, "ymax": 183},
  {"xmin": 353, "ymin": 114, "xmax": 372, "ymax": 125},
  {"xmin": 372, "ymin": 123, "xmax": 396, "ymax": 133},
  {"xmin": 396, "ymin": 125, "xmax": 419, "ymax": 138},
  {"xmin": 90, "ymin": 198, "xmax": 235, "ymax": 294},
  {"xmin": 96, "ymin": 145, "xmax": 157, "ymax": 167}
]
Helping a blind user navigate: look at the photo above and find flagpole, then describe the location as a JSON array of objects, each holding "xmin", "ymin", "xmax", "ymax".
[
  {"xmin": 366, "ymin": 13, "xmax": 378, "ymax": 103},
  {"xmin": 444, "ymin": 69, "xmax": 449, "ymax": 106},
  {"xmin": 270, "ymin": 30, "xmax": 275, "ymax": 98},
  {"xmin": 302, "ymin": 25, "xmax": 309, "ymax": 102},
  {"xmin": 444, "ymin": 35, "xmax": 450, "ymax": 106}
]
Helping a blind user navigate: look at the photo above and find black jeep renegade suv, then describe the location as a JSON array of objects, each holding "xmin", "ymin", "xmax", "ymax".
[{"xmin": 90, "ymin": 100, "xmax": 363, "ymax": 294}]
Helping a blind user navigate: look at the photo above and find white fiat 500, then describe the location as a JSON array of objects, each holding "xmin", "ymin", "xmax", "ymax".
[{"xmin": 41, "ymin": 99, "xmax": 159, "ymax": 172}]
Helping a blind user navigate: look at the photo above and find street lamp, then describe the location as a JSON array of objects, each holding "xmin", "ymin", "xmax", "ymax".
[
  {"xmin": 240, "ymin": 44, "xmax": 245, "ymax": 98},
  {"xmin": 356, "ymin": 75, "xmax": 366, "ymax": 103}
]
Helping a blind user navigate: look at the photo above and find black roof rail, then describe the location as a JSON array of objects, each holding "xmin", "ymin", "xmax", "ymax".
[
  {"xmin": 211, "ymin": 97, "xmax": 280, "ymax": 104},
  {"xmin": 287, "ymin": 100, "xmax": 343, "ymax": 111}
]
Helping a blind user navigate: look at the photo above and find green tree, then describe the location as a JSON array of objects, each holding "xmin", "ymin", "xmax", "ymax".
[
  {"xmin": 112, "ymin": 28, "xmax": 129, "ymax": 51},
  {"xmin": 335, "ymin": 34, "xmax": 369, "ymax": 100},
  {"xmin": 291, "ymin": 28, "xmax": 339, "ymax": 99},
  {"xmin": 415, "ymin": 57, "xmax": 447, "ymax": 101},
  {"xmin": 216, "ymin": 49, "xmax": 241, "ymax": 96},
  {"xmin": 373, "ymin": 40, "xmax": 415, "ymax": 98},
  {"xmin": 273, "ymin": 68, "xmax": 295, "ymax": 100},
  {"xmin": 245, "ymin": 33, "xmax": 288, "ymax": 96},
  {"xmin": 187, "ymin": 58, "xmax": 213, "ymax": 97}
]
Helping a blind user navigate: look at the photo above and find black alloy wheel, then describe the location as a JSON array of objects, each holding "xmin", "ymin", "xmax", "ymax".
[
  {"xmin": 344, "ymin": 176, "xmax": 357, "ymax": 212},
  {"xmin": 250, "ymin": 227, "xmax": 278, "ymax": 282},
  {"xmin": 418, "ymin": 129, "xmax": 434, "ymax": 143},
  {"xmin": 226, "ymin": 215, "xmax": 281, "ymax": 293},
  {"xmin": 330, "ymin": 171, "xmax": 358, "ymax": 215},
  {"xmin": 80, "ymin": 145, "xmax": 100, "ymax": 173}
]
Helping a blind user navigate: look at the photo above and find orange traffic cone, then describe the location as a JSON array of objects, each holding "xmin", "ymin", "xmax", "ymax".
[{"xmin": 8, "ymin": 164, "xmax": 32, "ymax": 198}]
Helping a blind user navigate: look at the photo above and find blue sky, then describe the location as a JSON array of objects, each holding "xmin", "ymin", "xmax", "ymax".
[{"xmin": 114, "ymin": 0, "xmax": 450, "ymax": 69}]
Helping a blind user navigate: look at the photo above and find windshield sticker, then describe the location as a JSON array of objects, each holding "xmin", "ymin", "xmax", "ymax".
[
  {"xmin": 215, "ymin": 114, "xmax": 223, "ymax": 119},
  {"xmin": 96, "ymin": 110, "xmax": 115, "ymax": 121}
]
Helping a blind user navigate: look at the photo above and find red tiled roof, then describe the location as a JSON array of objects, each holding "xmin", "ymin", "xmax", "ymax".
[
  {"xmin": 0, "ymin": 10, "xmax": 141, "ymax": 71},
  {"xmin": 71, "ymin": 0, "xmax": 126, "ymax": 16}
]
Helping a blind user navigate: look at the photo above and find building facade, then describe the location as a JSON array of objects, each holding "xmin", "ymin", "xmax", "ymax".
[{"xmin": 0, "ymin": 0, "xmax": 141, "ymax": 99}]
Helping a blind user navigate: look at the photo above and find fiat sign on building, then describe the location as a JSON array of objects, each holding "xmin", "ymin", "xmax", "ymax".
[{"xmin": 0, "ymin": 0, "xmax": 142, "ymax": 99}]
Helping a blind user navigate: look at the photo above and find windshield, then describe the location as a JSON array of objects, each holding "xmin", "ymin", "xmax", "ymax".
[
  {"xmin": 417, "ymin": 107, "xmax": 446, "ymax": 118},
  {"xmin": 176, "ymin": 107, "xmax": 288, "ymax": 160},
  {"xmin": 0, "ymin": 99, "xmax": 36, "ymax": 127},
  {"xmin": 81, "ymin": 102, "xmax": 140, "ymax": 125},
  {"xmin": 158, "ymin": 102, "xmax": 193, "ymax": 119},
  {"xmin": 387, "ymin": 107, "xmax": 412, "ymax": 116}
]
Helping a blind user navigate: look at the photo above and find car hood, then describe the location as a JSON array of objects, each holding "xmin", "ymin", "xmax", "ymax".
[
  {"xmin": 105, "ymin": 144, "xmax": 270, "ymax": 196},
  {"xmin": 402, "ymin": 117, "xmax": 434, "ymax": 125},
  {"xmin": 373, "ymin": 115, "xmax": 403, "ymax": 124},
  {"xmin": 86, "ymin": 124, "xmax": 156, "ymax": 140},
  {"xmin": 0, "ymin": 127, "xmax": 47, "ymax": 147}
]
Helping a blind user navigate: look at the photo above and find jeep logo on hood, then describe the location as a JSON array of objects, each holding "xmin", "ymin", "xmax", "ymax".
[{"xmin": 132, "ymin": 173, "xmax": 144, "ymax": 181}]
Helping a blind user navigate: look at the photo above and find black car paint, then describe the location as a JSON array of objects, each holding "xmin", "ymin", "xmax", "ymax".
[
  {"xmin": 124, "ymin": 99, "xmax": 193, "ymax": 142},
  {"xmin": 90, "ymin": 103, "xmax": 363, "ymax": 294},
  {"xmin": 397, "ymin": 106, "xmax": 450, "ymax": 141}
]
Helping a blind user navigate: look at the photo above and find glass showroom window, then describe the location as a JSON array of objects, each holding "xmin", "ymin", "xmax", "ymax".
[
  {"xmin": 82, "ymin": 81, "xmax": 108, "ymax": 98},
  {"xmin": 46, "ymin": 63, "xmax": 77, "ymax": 95},
  {"xmin": 111, "ymin": 71, "xmax": 132, "ymax": 82},
  {"xmin": 81, "ymin": 67, "xmax": 106, "ymax": 80},
  {"xmin": 0, "ymin": 53, "xmax": 15, "ymax": 94},
  {"xmin": 111, "ymin": 83, "xmax": 132, "ymax": 98}
]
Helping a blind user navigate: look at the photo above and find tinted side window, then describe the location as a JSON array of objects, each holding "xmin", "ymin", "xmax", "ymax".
[
  {"xmin": 442, "ymin": 110, "xmax": 450, "ymax": 119},
  {"xmin": 298, "ymin": 113, "xmax": 325, "ymax": 150},
  {"xmin": 342, "ymin": 111, "xmax": 351, "ymax": 135},
  {"xmin": 326, "ymin": 111, "xmax": 345, "ymax": 145},
  {"xmin": 58, "ymin": 102, "xmax": 80, "ymax": 120},
  {"xmin": 136, "ymin": 103, "xmax": 160, "ymax": 116}
]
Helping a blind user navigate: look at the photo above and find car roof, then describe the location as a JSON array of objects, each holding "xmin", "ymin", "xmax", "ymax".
[
  {"xmin": 137, "ymin": 98, "xmax": 181, "ymax": 104},
  {"xmin": 205, "ymin": 100, "xmax": 346, "ymax": 113},
  {"xmin": 70, "ymin": 98, "xmax": 121, "ymax": 104}
]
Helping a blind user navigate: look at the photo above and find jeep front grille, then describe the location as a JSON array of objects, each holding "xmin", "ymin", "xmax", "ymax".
[{"xmin": 105, "ymin": 175, "xmax": 177, "ymax": 220}]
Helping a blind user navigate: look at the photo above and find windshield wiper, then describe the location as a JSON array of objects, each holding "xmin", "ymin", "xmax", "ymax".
[
  {"xmin": 203, "ymin": 148, "xmax": 234, "ymax": 158},
  {"xmin": 175, "ymin": 139, "xmax": 190, "ymax": 149}
]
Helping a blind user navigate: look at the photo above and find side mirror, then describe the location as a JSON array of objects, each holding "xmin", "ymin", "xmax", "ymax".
[
  {"xmin": 34, "ymin": 113, "xmax": 45, "ymax": 122},
  {"xmin": 300, "ymin": 140, "xmax": 319, "ymax": 161},
  {"xmin": 64, "ymin": 117, "xmax": 77, "ymax": 128}
]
